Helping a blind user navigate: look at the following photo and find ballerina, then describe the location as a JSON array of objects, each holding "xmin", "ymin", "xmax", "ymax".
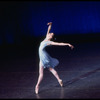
[{"xmin": 35, "ymin": 22, "xmax": 74, "ymax": 94}]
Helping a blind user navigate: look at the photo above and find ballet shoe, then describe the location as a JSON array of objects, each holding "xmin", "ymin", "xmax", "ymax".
[
  {"xmin": 35, "ymin": 86, "xmax": 39, "ymax": 94},
  {"xmin": 59, "ymin": 79, "xmax": 63, "ymax": 87}
]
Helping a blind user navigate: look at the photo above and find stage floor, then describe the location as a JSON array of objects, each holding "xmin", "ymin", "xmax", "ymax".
[{"xmin": 0, "ymin": 42, "xmax": 100, "ymax": 99}]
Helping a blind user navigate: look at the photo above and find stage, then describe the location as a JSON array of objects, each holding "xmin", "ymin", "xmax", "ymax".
[{"xmin": 0, "ymin": 42, "xmax": 100, "ymax": 99}]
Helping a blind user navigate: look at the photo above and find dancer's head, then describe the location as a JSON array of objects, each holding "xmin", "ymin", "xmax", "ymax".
[{"xmin": 46, "ymin": 33, "xmax": 54, "ymax": 40}]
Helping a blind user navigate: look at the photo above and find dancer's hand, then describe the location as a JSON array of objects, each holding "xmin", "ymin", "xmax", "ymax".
[
  {"xmin": 69, "ymin": 44, "xmax": 74, "ymax": 50},
  {"xmin": 47, "ymin": 22, "xmax": 52, "ymax": 25}
]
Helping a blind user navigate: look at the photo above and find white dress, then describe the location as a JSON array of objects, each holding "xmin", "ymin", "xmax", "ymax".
[{"xmin": 39, "ymin": 40, "xmax": 59, "ymax": 68}]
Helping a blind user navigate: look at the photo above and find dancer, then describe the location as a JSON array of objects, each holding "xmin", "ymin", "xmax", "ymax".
[{"xmin": 35, "ymin": 22, "xmax": 74, "ymax": 94}]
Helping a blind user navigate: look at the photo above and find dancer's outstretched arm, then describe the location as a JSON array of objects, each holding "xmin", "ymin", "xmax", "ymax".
[
  {"xmin": 50, "ymin": 41, "xmax": 74, "ymax": 49},
  {"xmin": 46, "ymin": 22, "xmax": 52, "ymax": 36}
]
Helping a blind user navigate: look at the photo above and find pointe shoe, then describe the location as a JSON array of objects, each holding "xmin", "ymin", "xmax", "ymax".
[
  {"xmin": 35, "ymin": 86, "xmax": 39, "ymax": 94},
  {"xmin": 59, "ymin": 80, "xmax": 63, "ymax": 87}
]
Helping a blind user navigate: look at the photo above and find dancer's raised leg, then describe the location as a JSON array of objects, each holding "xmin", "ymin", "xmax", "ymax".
[{"xmin": 49, "ymin": 67, "xmax": 63, "ymax": 87}]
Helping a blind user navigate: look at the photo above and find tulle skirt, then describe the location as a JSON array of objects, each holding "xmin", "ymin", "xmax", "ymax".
[{"xmin": 39, "ymin": 50, "xmax": 59, "ymax": 68}]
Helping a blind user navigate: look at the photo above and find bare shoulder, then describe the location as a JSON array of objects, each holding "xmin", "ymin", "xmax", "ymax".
[
  {"xmin": 49, "ymin": 41, "xmax": 59, "ymax": 45},
  {"xmin": 46, "ymin": 41, "xmax": 53, "ymax": 45},
  {"xmin": 49, "ymin": 41, "xmax": 54, "ymax": 44}
]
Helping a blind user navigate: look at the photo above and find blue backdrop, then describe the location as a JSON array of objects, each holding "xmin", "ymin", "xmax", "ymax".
[{"xmin": 0, "ymin": 1, "xmax": 100, "ymax": 45}]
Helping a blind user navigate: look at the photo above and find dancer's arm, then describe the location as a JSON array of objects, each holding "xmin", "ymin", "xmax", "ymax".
[
  {"xmin": 46, "ymin": 22, "xmax": 52, "ymax": 36},
  {"xmin": 50, "ymin": 41, "xmax": 74, "ymax": 49}
]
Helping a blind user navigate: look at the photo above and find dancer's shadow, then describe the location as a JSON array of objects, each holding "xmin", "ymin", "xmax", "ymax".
[
  {"xmin": 56, "ymin": 68, "xmax": 100, "ymax": 87},
  {"xmin": 35, "ymin": 67, "xmax": 100, "ymax": 99}
]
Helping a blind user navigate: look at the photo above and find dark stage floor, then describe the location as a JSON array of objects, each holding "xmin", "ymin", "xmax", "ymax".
[{"xmin": 0, "ymin": 42, "xmax": 100, "ymax": 99}]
